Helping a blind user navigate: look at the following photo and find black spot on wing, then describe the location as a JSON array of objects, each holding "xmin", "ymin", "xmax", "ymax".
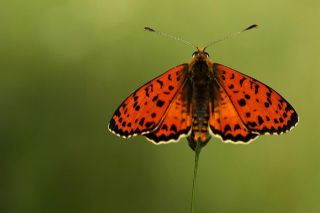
[
  {"xmin": 240, "ymin": 77, "xmax": 246, "ymax": 86},
  {"xmin": 168, "ymin": 85, "xmax": 174, "ymax": 91},
  {"xmin": 224, "ymin": 124, "xmax": 231, "ymax": 133},
  {"xmin": 145, "ymin": 121, "xmax": 155, "ymax": 128},
  {"xmin": 144, "ymin": 87, "xmax": 150, "ymax": 97},
  {"xmin": 156, "ymin": 79, "xmax": 163, "ymax": 88},
  {"xmin": 170, "ymin": 124, "xmax": 177, "ymax": 132},
  {"xmin": 134, "ymin": 105, "xmax": 140, "ymax": 111},
  {"xmin": 254, "ymin": 84, "xmax": 260, "ymax": 94},
  {"xmin": 228, "ymin": 84, "xmax": 234, "ymax": 89},
  {"xmin": 247, "ymin": 121, "xmax": 257, "ymax": 128},
  {"xmin": 152, "ymin": 95, "xmax": 158, "ymax": 102},
  {"xmin": 283, "ymin": 112, "xmax": 287, "ymax": 118},
  {"xmin": 162, "ymin": 124, "xmax": 168, "ymax": 131},
  {"xmin": 258, "ymin": 116, "xmax": 264, "ymax": 125},
  {"xmin": 234, "ymin": 124, "xmax": 241, "ymax": 131},
  {"xmin": 139, "ymin": 118, "xmax": 145, "ymax": 126},
  {"xmin": 238, "ymin": 99, "xmax": 246, "ymax": 106},
  {"xmin": 156, "ymin": 100, "xmax": 165, "ymax": 107}
]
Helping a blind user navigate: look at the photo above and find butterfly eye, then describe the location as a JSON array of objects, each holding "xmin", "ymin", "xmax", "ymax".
[
  {"xmin": 192, "ymin": 52, "xmax": 198, "ymax": 58},
  {"xmin": 204, "ymin": 52, "xmax": 210, "ymax": 57}
]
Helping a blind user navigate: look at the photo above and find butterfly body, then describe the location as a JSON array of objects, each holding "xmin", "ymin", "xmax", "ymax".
[
  {"xmin": 187, "ymin": 50, "xmax": 214, "ymax": 148},
  {"xmin": 109, "ymin": 48, "xmax": 298, "ymax": 150}
]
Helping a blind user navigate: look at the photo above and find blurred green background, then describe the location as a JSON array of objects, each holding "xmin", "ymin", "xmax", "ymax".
[{"xmin": 1, "ymin": 0, "xmax": 319, "ymax": 212}]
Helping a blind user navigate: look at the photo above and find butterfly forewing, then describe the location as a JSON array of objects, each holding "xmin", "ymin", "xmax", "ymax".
[
  {"xmin": 109, "ymin": 64, "xmax": 189, "ymax": 138},
  {"xmin": 213, "ymin": 63, "xmax": 298, "ymax": 135}
]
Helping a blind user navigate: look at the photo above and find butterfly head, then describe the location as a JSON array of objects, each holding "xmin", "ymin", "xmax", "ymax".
[
  {"xmin": 192, "ymin": 48, "xmax": 210, "ymax": 59},
  {"xmin": 190, "ymin": 47, "xmax": 213, "ymax": 67}
]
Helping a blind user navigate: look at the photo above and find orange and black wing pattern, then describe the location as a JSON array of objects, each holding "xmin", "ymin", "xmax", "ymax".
[
  {"xmin": 211, "ymin": 63, "xmax": 298, "ymax": 141},
  {"xmin": 108, "ymin": 64, "xmax": 189, "ymax": 139},
  {"xmin": 145, "ymin": 80, "xmax": 192, "ymax": 144},
  {"xmin": 209, "ymin": 80, "xmax": 259, "ymax": 143}
]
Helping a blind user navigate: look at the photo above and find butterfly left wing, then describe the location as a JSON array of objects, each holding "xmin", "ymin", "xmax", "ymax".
[
  {"xmin": 213, "ymin": 63, "xmax": 298, "ymax": 135},
  {"xmin": 108, "ymin": 64, "xmax": 189, "ymax": 138}
]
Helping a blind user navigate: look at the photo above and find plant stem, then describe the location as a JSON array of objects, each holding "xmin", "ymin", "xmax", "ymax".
[{"xmin": 191, "ymin": 141, "xmax": 202, "ymax": 213}]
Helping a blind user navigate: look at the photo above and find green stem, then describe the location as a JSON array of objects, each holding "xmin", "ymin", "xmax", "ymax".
[{"xmin": 191, "ymin": 141, "xmax": 202, "ymax": 213}]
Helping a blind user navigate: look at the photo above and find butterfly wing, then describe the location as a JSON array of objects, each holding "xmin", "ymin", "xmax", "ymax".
[
  {"xmin": 108, "ymin": 64, "xmax": 189, "ymax": 138},
  {"xmin": 145, "ymin": 80, "xmax": 192, "ymax": 144},
  {"xmin": 209, "ymin": 80, "xmax": 259, "ymax": 143},
  {"xmin": 212, "ymin": 63, "xmax": 298, "ymax": 136}
]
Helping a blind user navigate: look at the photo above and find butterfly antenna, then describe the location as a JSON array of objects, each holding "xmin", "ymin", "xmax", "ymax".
[
  {"xmin": 204, "ymin": 24, "xmax": 258, "ymax": 50},
  {"xmin": 144, "ymin": 27, "xmax": 198, "ymax": 49}
]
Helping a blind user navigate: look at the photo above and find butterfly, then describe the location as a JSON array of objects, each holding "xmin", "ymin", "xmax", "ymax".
[{"xmin": 108, "ymin": 26, "xmax": 298, "ymax": 150}]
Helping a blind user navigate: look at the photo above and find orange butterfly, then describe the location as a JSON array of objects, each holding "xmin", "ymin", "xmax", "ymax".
[{"xmin": 108, "ymin": 25, "xmax": 298, "ymax": 150}]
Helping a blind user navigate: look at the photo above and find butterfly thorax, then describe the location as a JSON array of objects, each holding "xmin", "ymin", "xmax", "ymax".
[{"xmin": 188, "ymin": 54, "xmax": 214, "ymax": 148}]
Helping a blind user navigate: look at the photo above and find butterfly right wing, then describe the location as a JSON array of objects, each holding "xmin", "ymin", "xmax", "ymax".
[
  {"xmin": 108, "ymin": 64, "xmax": 189, "ymax": 138},
  {"xmin": 213, "ymin": 63, "xmax": 298, "ymax": 135}
]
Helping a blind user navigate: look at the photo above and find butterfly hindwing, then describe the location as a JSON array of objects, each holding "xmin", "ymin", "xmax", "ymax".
[
  {"xmin": 108, "ymin": 64, "xmax": 189, "ymax": 138},
  {"xmin": 213, "ymin": 63, "xmax": 298, "ymax": 135},
  {"xmin": 145, "ymin": 81, "xmax": 192, "ymax": 144},
  {"xmin": 209, "ymin": 80, "xmax": 259, "ymax": 143}
]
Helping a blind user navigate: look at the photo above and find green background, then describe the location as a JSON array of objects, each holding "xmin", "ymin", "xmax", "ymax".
[{"xmin": 1, "ymin": 0, "xmax": 319, "ymax": 212}]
